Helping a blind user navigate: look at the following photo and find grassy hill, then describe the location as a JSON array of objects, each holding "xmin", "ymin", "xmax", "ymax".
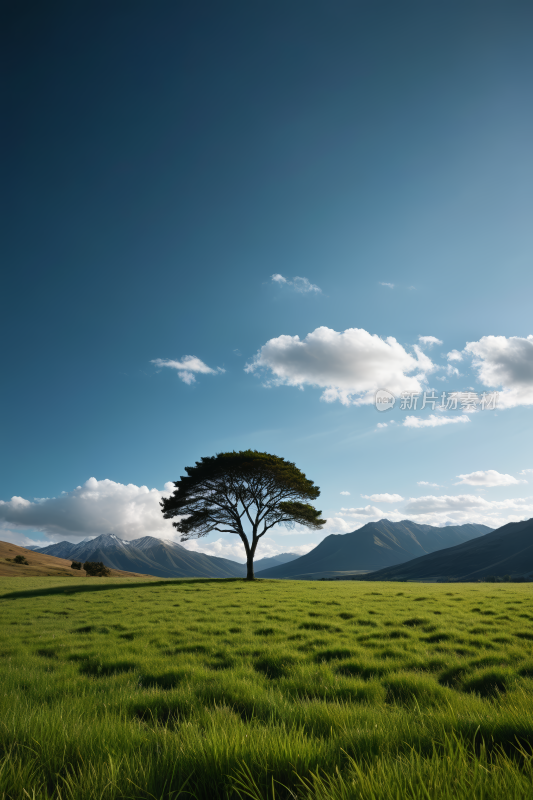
[
  {"xmin": 0, "ymin": 540, "xmax": 150, "ymax": 578},
  {"xmin": 1, "ymin": 576, "xmax": 533, "ymax": 798}
]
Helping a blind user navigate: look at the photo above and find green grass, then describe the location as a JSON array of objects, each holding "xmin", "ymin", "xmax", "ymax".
[{"xmin": 1, "ymin": 577, "xmax": 533, "ymax": 799}]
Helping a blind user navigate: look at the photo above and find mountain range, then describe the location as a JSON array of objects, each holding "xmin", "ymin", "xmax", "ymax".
[
  {"xmin": 358, "ymin": 517, "xmax": 533, "ymax": 582},
  {"xmin": 16, "ymin": 517, "xmax": 533, "ymax": 582},
  {"xmin": 256, "ymin": 520, "xmax": 492, "ymax": 579},
  {"xmin": 34, "ymin": 535, "xmax": 300, "ymax": 579}
]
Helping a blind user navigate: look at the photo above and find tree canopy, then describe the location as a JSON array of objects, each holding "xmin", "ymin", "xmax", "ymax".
[{"xmin": 160, "ymin": 450, "xmax": 326, "ymax": 580}]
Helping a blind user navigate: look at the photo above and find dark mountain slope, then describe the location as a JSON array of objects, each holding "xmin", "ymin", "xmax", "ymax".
[
  {"xmin": 359, "ymin": 517, "xmax": 533, "ymax": 581},
  {"xmin": 257, "ymin": 520, "xmax": 491, "ymax": 579}
]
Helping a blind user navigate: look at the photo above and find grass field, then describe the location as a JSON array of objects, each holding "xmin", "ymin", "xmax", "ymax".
[{"xmin": 1, "ymin": 577, "xmax": 533, "ymax": 799}]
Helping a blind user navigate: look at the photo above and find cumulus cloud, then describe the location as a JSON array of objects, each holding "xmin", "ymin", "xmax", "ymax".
[
  {"xmin": 417, "ymin": 481, "xmax": 442, "ymax": 487},
  {"xmin": 403, "ymin": 414, "xmax": 470, "ymax": 428},
  {"xmin": 376, "ymin": 422, "xmax": 388, "ymax": 429},
  {"xmin": 447, "ymin": 350, "xmax": 463, "ymax": 362},
  {"xmin": 323, "ymin": 518, "xmax": 356, "ymax": 534},
  {"xmin": 361, "ymin": 493, "xmax": 404, "ymax": 503},
  {"xmin": 271, "ymin": 274, "xmax": 322, "ymax": 294},
  {"xmin": 340, "ymin": 491, "xmax": 351, "ymax": 496},
  {"xmin": 151, "ymin": 356, "xmax": 224, "ymax": 385},
  {"xmin": 454, "ymin": 470, "xmax": 525, "ymax": 487},
  {"xmin": 182, "ymin": 537, "xmax": 312, "ymax": 562},
  {"xmin": 464, "ymin": 334, "xmax": 533, "ymax": 408},
  {"xmin": 418, "ymin": 336, "xmax": 443, "ymax": 347},
  {"xmin": 246, "ymin": 327, "xmax": 437, "ymax": 406},
  {"xmin": 520, "ymin": 469, "xmax": 533, "ymax": 476},
  {"xmin": 380, "ymin": 282, "xmax": 394, "ymax": 288},
  {"xmin": 404, "ymin": 494, "xmax": 533, "ymax": 527},
  {"xmin": 0, "ymin": 478, "xmax": 179, "ymax": 542},
  {"xmin": 0, "ymin": 527, "xmax": 48, "ymax": 548}
]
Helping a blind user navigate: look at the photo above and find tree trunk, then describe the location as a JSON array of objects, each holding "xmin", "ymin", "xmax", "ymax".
[{"xmin": 246, "ymin": 551, "xmax": 255, "ymax": 580}]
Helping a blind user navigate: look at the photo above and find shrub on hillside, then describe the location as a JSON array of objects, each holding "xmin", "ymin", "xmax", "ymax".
[
  {"xmin": 71, "ymin": 561, "xmax": 82, "ymax": 570},
  {"xmin": 13, "ymin": 555, "xmax": 29, "ymax": 565},
  {"xmin": 83, "ymin": 561, "xmax": 111, "ymax": 577}
]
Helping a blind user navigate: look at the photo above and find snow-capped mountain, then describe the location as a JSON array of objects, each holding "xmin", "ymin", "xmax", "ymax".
[{"xmin": 35, "ymin": 534, "xmax": 301, "ymax": 579}]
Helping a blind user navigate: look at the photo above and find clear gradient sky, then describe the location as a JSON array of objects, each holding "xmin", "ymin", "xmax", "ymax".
[{"xmin": 2, "ymin": 0, "xmax": 533, "ymax": 561}]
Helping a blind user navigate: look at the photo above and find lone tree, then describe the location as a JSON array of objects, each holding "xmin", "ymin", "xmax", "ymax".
[{"xmin": 160, "ymin": 450, "xmax": 326, "ymax": 580}]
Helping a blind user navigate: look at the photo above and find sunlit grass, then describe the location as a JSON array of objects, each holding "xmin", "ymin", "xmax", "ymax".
[{"xmin": 0, "ymin": 577, "xmax": 532, "ymax": 798}]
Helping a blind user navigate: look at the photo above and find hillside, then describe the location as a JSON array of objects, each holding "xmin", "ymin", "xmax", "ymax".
[
  {"xmin": 358, "ymin": 517, "xmax": 533, "ymax": 582},
  {"xmin": 0, "ymin": 540, "xmax": 151, "ymax": 578},
  {"xmin": 256, "ymin": 520, "xmax": 492, "ymax": 579}
]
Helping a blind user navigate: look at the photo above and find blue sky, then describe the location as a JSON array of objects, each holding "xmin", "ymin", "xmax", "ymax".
[{"xmin": 2, "ymin": 0, "xmax": 533, "ymax": 561}]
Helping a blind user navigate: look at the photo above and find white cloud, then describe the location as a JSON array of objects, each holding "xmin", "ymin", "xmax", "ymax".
[
  {"xmin": 398, "ymin": 494, "xmax": 533, "ymax": 528},
  {"xmin": 0, "ymin": 526, "xmax": 48, "ymax": 548},
  {"xmin": 464, "ymin": 334, "xmax": 533, "ymax": 408},
  {"xmin": 271, "ymin": 274, "xmax": 322, "ymax": 294},
  {"xmin": 0, "ymin": 478, "xmax": 179, "ymax": 542},
  {"xmin": 519, "ymin": 469, "xmax": 533, "ymax": 476},
  {"xmin": 404, "ymin": 493, "xmax": 532, "ymax": 517},
  {"xmin": 447, "ymin": 350, "xmax": 463, "ymax": 362},
  {"xmin": 325, "ymin": 505, "xmax": 401, "ymax": 533},
  {"xmin": 418, "ymin": 336, "xmax": 443, "ymax": 347},
  {"xmin": 323, "ymin": 517, "xmax": 358, "ymax": 534},
  {"xmin": 454, "ymin": 470, "xmax": 526, "ymax": 487},
  {"xmin": 340, "ymin": 491, "xmax": 351, "ymax": 496},
  {"xmin": 0, "ymin": 479, "xmax": 322, "ymax": 558},
  {"xmin": 380, "ymin": 282, "xmax": 394, "ymax": 288},
  {"xmin": 445, "ymin": 364, "xmax": 461, "ymax": 377},
  {"xmin": 151, "ymin": 356, "xmax": 224, "ymax": 385},
  {"xmin": 376, "ymin": 422, "xmax": 388, "ymax": 428},
  {"xmin": 417, "ymin": 481, "xmax": 442, "ymax": 487},
  {"xmin": 182, "ymin": 537, "xmax": 312, "ymax": 562},
  {"xmin": 361, "ymin": 493, "xmax": 404, "ymax": 503},
  {"xmin": 246, "ymin": 326, "xmax": 437, "ymax": 406},
  {"xmin": 339, "ymin": 505, "xmax": 386, "ymax": 517},
  {"xmin": 403, "ymin": 414, "xmax": 470, "ymax": 428},
  {"xmin": 329, "ymin": 493, "xmax": 533, "ymax": 532}
]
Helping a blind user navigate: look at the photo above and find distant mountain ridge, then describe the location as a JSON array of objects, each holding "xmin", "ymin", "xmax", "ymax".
[
  {"xmin": 36, "ymin": 535, "xmax": 300, "ymax": 579},
  {"xmin": 29, "ymin": 520, "xmax": 495, "ymax": 582},
  {"xmin": 256, "ymin": 520, "xmax": 492, "ymax": 579},
  {"xmin": 37, "ymin": 534, "xmax": 241, "ymax": 578},
  {"xmin": 358, "ymin": 517, "xmax": 533, "ymax": 582}
]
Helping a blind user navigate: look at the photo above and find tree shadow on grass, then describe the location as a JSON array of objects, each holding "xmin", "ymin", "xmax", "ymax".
[{"xmin": 1, "ymin": 577, "xmax": 248, "ymax": 601}]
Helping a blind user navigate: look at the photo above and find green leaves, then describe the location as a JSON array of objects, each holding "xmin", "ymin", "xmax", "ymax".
[
  {"xmin": 160, "ymin": 450, "xmax": 326, "ymax": 547},
  {"xmin": 277, "ymin": 501, "xmax": 326, "ymax": 530}
]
